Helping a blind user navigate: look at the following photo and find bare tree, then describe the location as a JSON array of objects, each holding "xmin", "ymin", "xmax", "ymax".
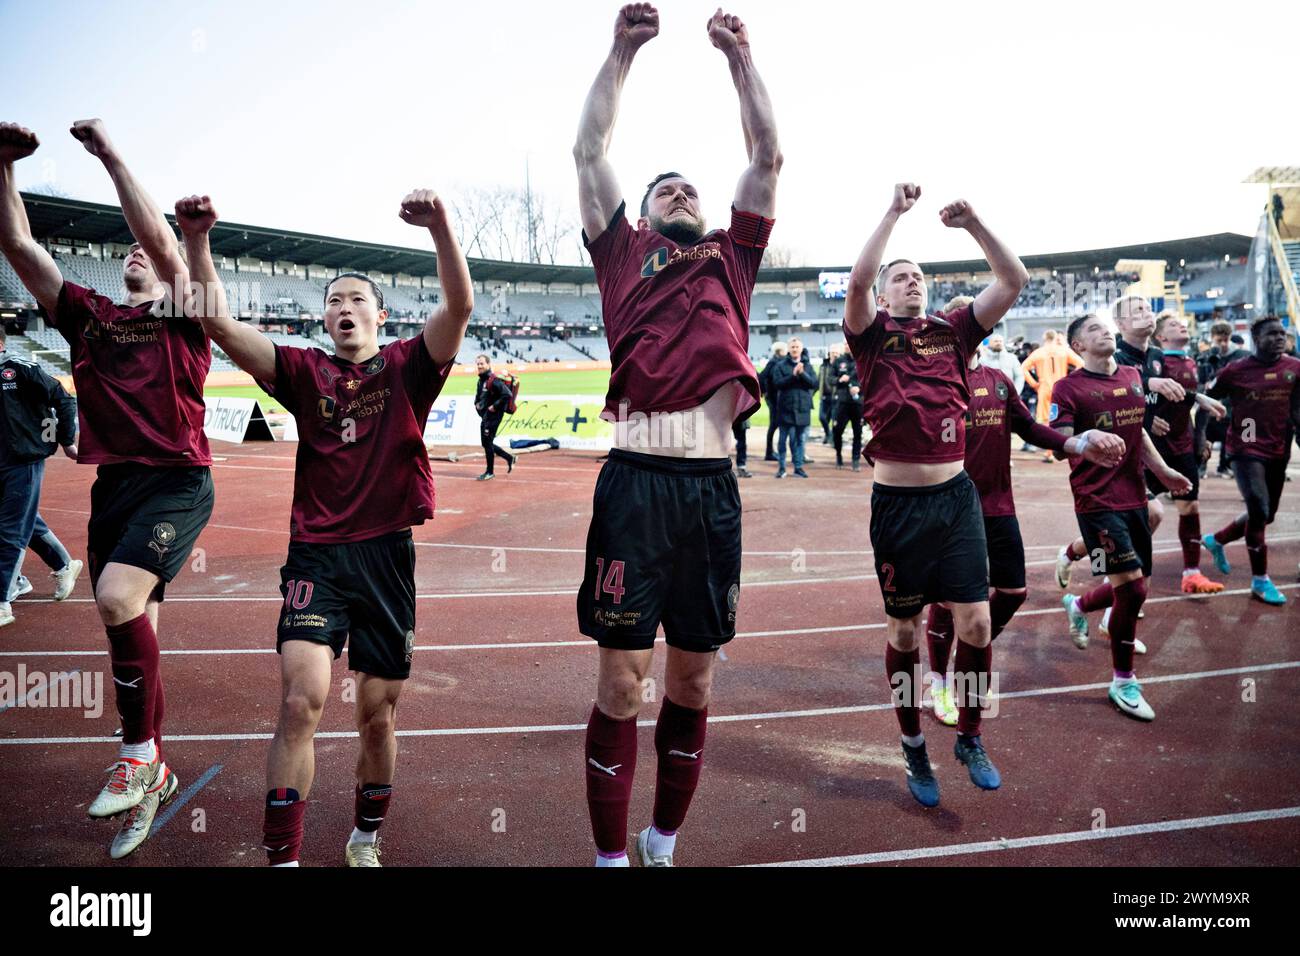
[{"xmin": 762, "ymin": 244, "xmax": 798, "ymax": 269}]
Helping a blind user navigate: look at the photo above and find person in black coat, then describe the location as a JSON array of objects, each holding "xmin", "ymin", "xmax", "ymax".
[
  {"xmin": 828, "ymin": 346, "xmax": 864, "ymax": 470},
  {"xmin": 474, "ymin": 355, "xmax": 518, "ymax": 481},
  {"xmin": 1, "ymin": 328, "xmax": 79, "ymax": 626},
  {"xmin": 769, "ymin": 337, "xmax": 818, "ymax": 477},
  {"xmin": 758, "ymin": 340, "xmax": 787, "ymax": 461}
]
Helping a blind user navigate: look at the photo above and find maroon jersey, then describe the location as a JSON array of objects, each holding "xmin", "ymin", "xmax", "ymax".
[
  {"xmin": 844, "ymin": 304, "xmax": 985, "ymax": 464},
  {"xmin": 964, "ymin": 365, "xmax": 1036, "ymax": 517},
  {"xmin": 262, "ymin": 335, "xmax": 452, "ymax": 543},
  {"xmin": 585, "ymin": 202, "xmax": 770, "ymax": 424},
  {"xmin": 54, "ymin": 282, "xmax": 211, "ymax": 466},
  {"xmin": 1050, "ymin": 364, "xmax": 1147, "ymax": 513},
  {"xmin": 1150, "ymin": 351, "xmax": 1200, "ymax": 455},
  {"xmin": 1210, "ymin": 354, "xmax": 1300, "ymax": 461}
]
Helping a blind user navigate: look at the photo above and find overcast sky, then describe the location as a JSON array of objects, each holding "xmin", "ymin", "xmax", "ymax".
[{"xmin": 3, "ymin": 0, "xmax": 1295, "ymax": 268}]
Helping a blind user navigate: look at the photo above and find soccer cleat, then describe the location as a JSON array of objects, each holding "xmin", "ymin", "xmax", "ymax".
[
  {"xmin": 1063, "ymin": 595, "xmax": 1088, "ymax": 649},
  {"xmin": 53, "ymin": 559, "xmax": 84, "ymax": 601},
  {"xmin": 636, "ymin": 827, "xmax": 673, "ymax": 867},
  {"xmin": 1180, "ymin": 571, "xmax": 1224, "ymax": 594},
  {"xmin": 345, "ymin": 839, "xmax": 382, "ymax": 867},
  {"xmin": 953, "ymin": 735, "xmax": 1001, "ymax": 790},
  {"xmin": 88, "ymin": 756, "xmax": 159, "ymax": 818},
  {"xmin": 932, "ymin": 684, "xmax": 958, "ymax": 727},
  {"xmin": 1202, "ymin": 534, "xmax": 1231, "ymax": 575},
  {"xmin": 475, "ymin": 472, "xmax": 494, "ymax": 481},
  {"xmin": 1098, "ymin": 608, "xmax": 1146, "ymax": 654},
  {"xmin": 901, "ymin": 740, "xmax": 940, "ymax": 808},
  {"xmin": 109, "ymin": 764, "xmax": 178, "ymax": 860},
  {"xmin": 1252, "ymin": 579, "xmax": 1287, "ymax": 606},
  {"xmin": 0, "ymin": 603, "xmax": 13, "ymax": 628},
  {"xmin": 1055, "ymin": 547, "xmax": 1073, "ymax": 589},
  {"xmin": 1109, "ymin": 678, "xmax": 1155, "ymax": 721}
]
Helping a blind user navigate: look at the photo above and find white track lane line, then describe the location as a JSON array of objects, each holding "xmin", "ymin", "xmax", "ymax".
[
  {"xmin": 746, "ymin": 805, "xmax": 1300, "ymax": 867},
  {"xmin": 3, "ymin": 660, "xmax": 1296, "ymax": 745}
]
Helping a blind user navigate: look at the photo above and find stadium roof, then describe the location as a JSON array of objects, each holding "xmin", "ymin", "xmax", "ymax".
[{"xmin": 22, "ymin": 192, "xmax": 1250, "ymax": 285}]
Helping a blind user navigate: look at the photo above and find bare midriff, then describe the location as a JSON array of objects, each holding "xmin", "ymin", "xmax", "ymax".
[{"xmin": 610, "ymin": 382, "xmax": 742, "ymax": 459}]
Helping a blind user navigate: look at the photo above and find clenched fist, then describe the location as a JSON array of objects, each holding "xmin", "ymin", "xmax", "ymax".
[
  {"xmin": 175, "ymin": 195, "xmax": 219, "ymax": 237},
  {"xmin": 69, "ymin": 118, "xmax": 115, "ymax": 159},
  {"xmin": 707, "ymin": 8, "xmax": 749, "ymax": 52},
  {"xmin": 399, "ymin": 189, "xmax": 444, "ymax": 228},
  {"xmin": 890, "ymin": 183, "xmax": 921, "ymax": 216},
  {"xmin": 939, "ymin": 199, "xmax": 978, "ymax": 230},
  {"xmin": 0, "ymin": 123, "xmax": 40, "ymax": 164},
  {"xmin": 615, "ymin": 3, "xmax": 659, "ymax": 50}
]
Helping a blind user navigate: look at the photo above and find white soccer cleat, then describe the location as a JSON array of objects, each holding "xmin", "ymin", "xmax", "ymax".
[
  {"xmin": 53, "ymin": 559, "xmax": 84, "ymax": 601},
  {"xmin": 1109, "ymin": 678, "xmax": 1155, "ymax": 722},
  {"xmin": 345, "ymin": 839, "xmax": 382, "ymax": 867},
  {"xmin": 110, "ymin": 763, "xmax": 178, "ymax": 860},
  {"xmin": 1055, "ymin": 547, "xmax": 1073, "ymax": 589},
  {"xmin": 636, "ymin": 827, "xmax": 674, "ymax": 867},
  {"xmin": 1099, "ymin": 608, "xmax": 1146, "ymax": 654},
  {"xmin": 88, "ymin": 756, "xmax": 159, "ymax": 819}
]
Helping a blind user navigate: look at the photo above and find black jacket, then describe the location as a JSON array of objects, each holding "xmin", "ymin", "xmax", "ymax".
[
  {"xmin": 769, "ymin": 352, "xmax": 819, "ymax": 426},
  {"xmin": 758, "ymin": 357, "xmax": 779, "ymax": 407},
  {"xmin": 829, "ymin": 353, "xmax": 863, "ymax": 411},
  {"xmin": 475, "ymin": 371, "xmax": 513, "ymax": 418},
  {"xmin": 0, "ymin": 350, "xmax": 77, "ymax": 464}
]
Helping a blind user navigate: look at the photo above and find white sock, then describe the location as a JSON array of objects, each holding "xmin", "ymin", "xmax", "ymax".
[
  {"xmin": 901, "ymin": 732, "xmax": 925, "ymax": 748},
  {"xmin": 647, "ymin": 826, "xmax": 677, "ymax": 858},
  {"xmin": 271, "ymin": 861, "xmax": 299, "ymax": 868},
  {"xmin": 348, "ymin": 827, "xmax": 376, "ymax": 845},
  {"xmin": 1183, "ymin": 568, "xmax": 1198, "ymax": 576},
  {"xmin": 595, "ymin": 852, "xmax": 629, "ymax": 867},
  {"xmin": 119, "ymin": 738, "xmax": 157, "ymax": 762}
]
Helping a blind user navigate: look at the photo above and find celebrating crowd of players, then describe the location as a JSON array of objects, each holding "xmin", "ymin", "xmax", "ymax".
[{"xmin": 1, "ymin": 2, "xmax": 1297, "ymax": 867}]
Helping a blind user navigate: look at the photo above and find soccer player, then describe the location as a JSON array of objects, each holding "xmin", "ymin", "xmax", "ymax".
[
  {"xmin": 473, "ymin": 354, "xmax": 518, "ymax": 480},
  {"xmin": 174, "ymin": 188, "xmax": 472, "ymax": 866},
  {"xmin": 844, "ymin": 183, "xmax": 1029, "ymax": 807},
  {"xmin": 1144, "ymin": 313, "xmax": 1227, "ymax": 593},
  {"xmin": 924, "ymin": 300, "xmax": 1124, "ymax": 725},
  {"xmin": 1199, "ymin": 315, "xmax": 1300, "ymax": 606},
  {"xmin": 573, "ymin": 4, "xmax": 780, "ymax": 864},
  {"xmin": 1055, "ymin": 314, "xmax": 1192, "ymax": 721},
  {"xmin": 1, "ymin": 119, "xmax": 212, "ymax": 859}
]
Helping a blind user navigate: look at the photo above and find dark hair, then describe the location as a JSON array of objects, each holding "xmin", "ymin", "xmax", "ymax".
[
  {"xmin": 324, "ymin": 272, "xmax": 385, "ymax": 311},
  {"xmin": 641, "ymin": 171, "xmax": 687, "ymax": 218},
  {"xmin": 877, "ymin": 258, "xmax": 919, "ymax": 290},
  {"xmin": 1250, "ymin": 314, "xmax": 1284, "ymax": 341},
  {"xmin": 1209, "ymin": 321, "xmax": 1233, "ymax": 338},
  {"xmin": 1066, "ymin": 313, "xmax": 1095, "ymax": 350}
]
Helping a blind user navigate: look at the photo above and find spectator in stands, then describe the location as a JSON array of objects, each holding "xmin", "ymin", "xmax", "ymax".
[
  {"xmin": 758, "ymin": 341, "xmax": 787, "ymax": 461},
  {"xmin": 771, "ymin": 336, "xmax": 817, "ymax": 478},
  {"xmin": 817, "ymin": 344, "xmax": 841, "ymax": 445},
  {"xmin": 0, "ymin": 325, "xmax": 80, "ymax": 628},
  {"xmin": 474, "ymin": 355, "xmax": 518, "ymax": 480},
  {"xmin": 1021, "ymin": 328, "xmax": 1083, "ymax": 461},
  {"xmin": 980, "ymin": 333, "xmax": 1024, "ymax": 394}
]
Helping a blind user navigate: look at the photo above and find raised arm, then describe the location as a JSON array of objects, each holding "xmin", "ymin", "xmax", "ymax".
[
  {"xmin": 71, "ymin": 119, "xmax": 188, "ymax": 303},
  {"xmin": 940, "ymin": 200, "xmax": 1029, "ymax": 332},
  {"xmin": 708, "ymin": 9, "xmax": 782, "ymax": 218},
  {"xmin": 845, "ymin": 183, "xmax": 919, "ymax": 336},
  {"xmin": 574, "ymin": 4, "xmax": 658, "ymax": 242},
  {"xmin": 175, "ymin": 195, "xmax": 276, "ymax": 383},
  {"xmin": 398, "ymin": 190, "xmax": 473, "ymax": 366},
  {"xmin": 0, "ymin": 124, "xmax": 64, "ymax": 315}
]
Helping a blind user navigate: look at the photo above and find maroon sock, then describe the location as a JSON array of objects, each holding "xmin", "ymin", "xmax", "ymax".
[
  {"xmin": 652, "ymin": 698, "xmax": 708, "ymax": 833},
  {"xmin": 989, "ymin": 589, "xmax": 1026, "ymax": 640},
  {"xmin": 585, "ymin": 705, "xmax": 638, "ymax": 856},
  {"xmin": 885, "ymin": 644, "xmax": 922, "ymax": 738},
  {"xmin": 1178, "ymin": 513, "xmax": 1202, "ymax": 569},
  {"xmin": 1246, "ymin": 521, "xmax": 1268, "ymax": 576},
  {"xmin": 106, "ymin": 613, "xmax": 159, "ymax": 746},
  {"xmin": 1078, "ymin": 581, "xmax": 1113, "ymax": 614},
  {"xmin": 925, "ymin": 604, "xmax": 955, "ymax": 675},
  {"xmin": 1213, "ymin": 514, "xmax": 1248, "ymax": 546},
  {"xmin": 1066, "ymin": 539, "xmax": 1088, "ymax": 560},
  {"xmin": 264, "ymin": 788, "xmax": 306, "ymax": 865},
  {"xmin": 153, "ymin": 678, "xmax": 166, "ymax": 763},
  {"xmin": 1107, "ymin": 578, "xmax": 1148, "ymax": 675},
  {"xmin": 954, "ymin": 640, "xmax": 992, "ymax": 737},
  {"xmin": 354, "ymin": 783, "xmax": 393, "ymax": 833}
]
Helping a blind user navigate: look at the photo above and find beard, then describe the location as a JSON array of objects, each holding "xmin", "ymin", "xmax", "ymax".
[{"xmin": 651, "ymin": 214, "xmax": 706, "ymax": 245}]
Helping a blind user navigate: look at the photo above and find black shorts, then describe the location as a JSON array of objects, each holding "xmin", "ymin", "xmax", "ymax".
[
  {"xmin": 277, "ymin": 530, "xmax": 417, "ymax": 680},
  {"xmin": 87, "ymin": 464, "xmax": 214, "ymax": 600},
  {"xmin": 1075, "ymin": 507, "xmax": 1152, "ymax": 578},
  {"xmin": 577, "ymin": 449, "xmax": 740, "ymax": 653},
  {"xmin": 870, "ymin": 471, "xmax": 988, "ymax": 619},
  {"xmin": 1146, "ymin": 447, "xmax": 1200, "ymax": 501},
  {"xmin": 983, "ymin": 514, "xmax": 1026, "ymax": 590}
]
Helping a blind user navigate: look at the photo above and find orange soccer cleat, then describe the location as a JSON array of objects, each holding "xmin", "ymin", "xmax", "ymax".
[{"xmin": 1181, "ymin": 571, "xmax": 1225, "ymax": 594}]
